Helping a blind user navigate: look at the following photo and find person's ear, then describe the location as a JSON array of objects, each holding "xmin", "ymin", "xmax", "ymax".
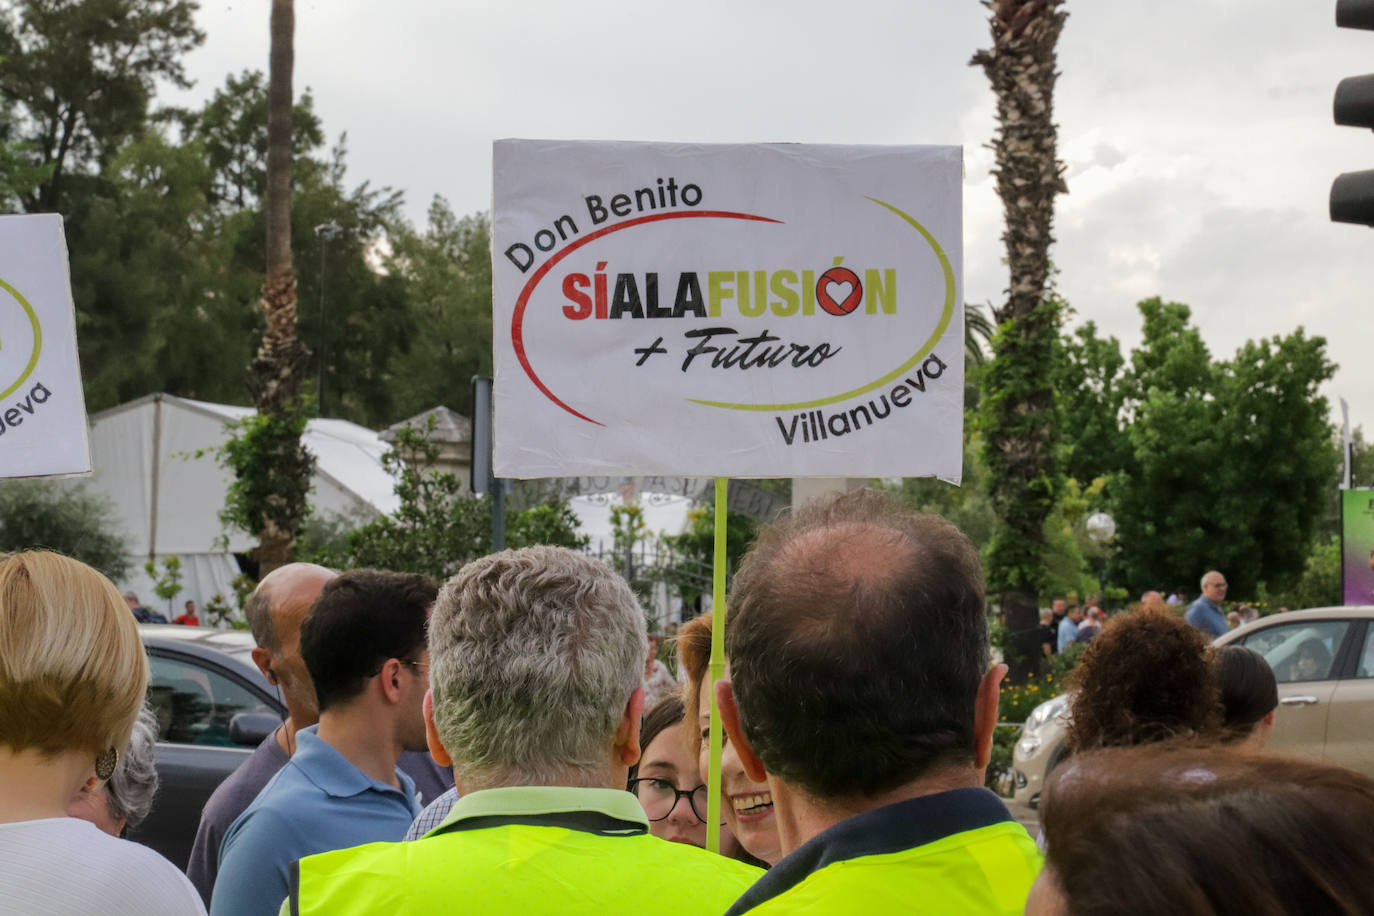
[
  {"xmin": 251, "ymin": 647, "xmax": 276, "ymax": 683},
  {"xmin": 423, "ymin": 690, "xmax": 453, "ymax": 767},
  {"xmin": 379, "ymin": 658, "xmax": 404, "ymax": 703},
  {"xmin": 974, "ymin": 663, "xmax": 1008, "ymax": 771},
  {"xmin": 715, "ymin": 680, "xmax": 767, "ymax": 783},
  {"xmin": 614, "ymin": 687, "xmax": 646, "ymax": 767}
]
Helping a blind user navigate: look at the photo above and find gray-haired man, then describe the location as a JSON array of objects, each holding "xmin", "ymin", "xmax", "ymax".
[{"xmin": 284, "ymin": 546, "xmax": 761, "ymax": 915}]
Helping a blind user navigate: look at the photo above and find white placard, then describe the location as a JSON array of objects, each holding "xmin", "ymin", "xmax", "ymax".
[
  {"xmin": 492, "ymin": 140, "xmax": 963, "ymax": 481},
  {"xmin": 0, "ymin": 214, "xmax": 91, "ymax": 477}
]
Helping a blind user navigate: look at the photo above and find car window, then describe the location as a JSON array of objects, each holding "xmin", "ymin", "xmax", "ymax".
[
  {"xmin": 147, "ymin": 653, "xmax": 277, "ymax": 747},
  {"xmin": 1240, "ymin": 620, "xmax": 1352, "ymax": 684},
  {"xmin": 1355, "ymin": 626, "xmax": 1374, "ymax": 680}
]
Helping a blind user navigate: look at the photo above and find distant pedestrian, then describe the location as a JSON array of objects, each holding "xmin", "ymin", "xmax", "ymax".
[
  {"xmin": 123, "ymin": 590, "xmax": 167, "ymax": 624},
  {"xmin": 1139, "ymin": 591, "xmax": 1168, "ymax": 615},
  {"xmin": 174, "ymin": 600, "xmax": 199, "ymax": 626},
  {"xmin": 1184, "ymin": 571, "xmax": 1228, "ymax": 641},
  {"xmin": 643, "ymin": 634, "xmax": 676, "ymax": 709},
  {"xmin": 1036, "ymin": 608, "xmax": 1057, "ymax": 661},
  {"xmin": 1074, "ymin": 608, "xmax": 1103, "ymax": 644},
  {"xmin": 1057, "ymin": 605, "xmax": 1083, "ymax": 652}
]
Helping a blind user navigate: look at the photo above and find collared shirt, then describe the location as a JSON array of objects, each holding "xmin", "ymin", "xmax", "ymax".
[
  {"xmin": 1185, "ymin": 596, "xmax": 1228, "ymax": 639},
  {"xmin": 285, "ymin": 785, "xmax": 762, "ymax": 915},
  {"xmin": 404, "ymin": 785, "xmax": 460, "ymax": 840},
  {"xmin": 190, "ymin": 734, "xmax": 451, "ymax": 907},
  {"xmin": 725, "ymin": 787, "xmax": 1041, "ymax": 915},
  {"xmin": 1057, "ymin": 616, "xmax": 1079, "ymax": 652},
  {"xmin": 211, "ymin": 725, "xmax": 420, "ymax": 916}
]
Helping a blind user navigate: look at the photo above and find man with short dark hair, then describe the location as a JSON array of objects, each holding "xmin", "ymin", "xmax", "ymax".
[
  {"xmin": 187, "ymin": 565, "xmax": 451, "ymax": 905},
  {"xmin": 284, "ymin": 546, "xmax": 761, "ymax": 915},
  {"xmin": 174, "ymin": 599, "xmax": 200, "ymax": 626},
  {"xmin": 210, "ymin": 570, "xmax": 437, "ymax": 916},
  {"xmin": 715, "ymin": 489, "xmax": 1040, "ymax": 914}
]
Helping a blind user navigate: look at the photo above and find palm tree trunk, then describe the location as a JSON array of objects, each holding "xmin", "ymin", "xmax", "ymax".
[
  {"xmin": 972, "ymin": 0, "xmax": 1069, "ymax": 681},
  {"xmin": 248, "ymin": 0, "xmax": 312, "ymax": 576}
]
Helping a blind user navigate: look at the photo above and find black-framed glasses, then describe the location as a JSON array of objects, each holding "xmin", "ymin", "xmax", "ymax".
[{"xmin": 628, "ymin": 777, "xmax": 709, "ymax": 823}]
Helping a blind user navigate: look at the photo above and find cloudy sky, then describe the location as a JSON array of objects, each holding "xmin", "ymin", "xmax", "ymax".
[{"xmin": 171, "ymin": 0, "xmax": 1374, "ymax": 439}]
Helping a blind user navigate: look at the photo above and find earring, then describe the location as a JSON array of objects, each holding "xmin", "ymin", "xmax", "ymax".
[{"xmin": 95, "ymin": 746, "xmax": 118, "ymax": 781}]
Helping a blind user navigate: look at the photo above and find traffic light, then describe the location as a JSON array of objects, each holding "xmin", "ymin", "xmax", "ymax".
[{"xmin": 1332, "ymin": 0, "xmax": 1374, "ymax": 226}]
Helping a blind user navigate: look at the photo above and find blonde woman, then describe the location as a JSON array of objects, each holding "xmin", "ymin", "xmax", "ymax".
[{"xmin": 0, "ymin": 551, "xmax": 205, "ymax": 914}]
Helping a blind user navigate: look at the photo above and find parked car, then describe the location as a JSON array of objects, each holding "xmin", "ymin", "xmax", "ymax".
[
  {"xmin": 1011, "ymin": 606, "xmax": 1374, "ymax": 808},
  {"xmin": 130, "ymin": 625, "xmax": 285, "ymax": 868}
]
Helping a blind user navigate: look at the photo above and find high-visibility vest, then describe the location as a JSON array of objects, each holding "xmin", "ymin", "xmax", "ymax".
[
  {"xmin": 732, "ymin": 822, "xmax": 1041, "ymax": 915},
  {"xmin": 287, "ymin": 811, "xmax": 762, "ymax": 915}
]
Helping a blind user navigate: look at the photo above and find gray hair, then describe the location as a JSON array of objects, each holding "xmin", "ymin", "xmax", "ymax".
[
  {"xmin": 430, "ymin": 546, "xmax": 647, "ymax": 790},
  {"xmin": 107, "ymin": 704, "xmax": 160, "ymax": 830},
  {"xmin": 243, "ymin": 588, "xmax": 278, "ymax": 654},
  {"xmin": 1200, "ymin": 571, "xmax": 1223, "ymax": 590}
]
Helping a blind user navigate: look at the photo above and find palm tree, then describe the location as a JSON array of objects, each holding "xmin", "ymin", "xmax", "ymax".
[
  {"xmin": 972, "ymin": 0, "xmax": 1069, "ymax": 679},
  {"xmin": 245, "ymin": 0, "xmax": 313, "ymax": 575}
]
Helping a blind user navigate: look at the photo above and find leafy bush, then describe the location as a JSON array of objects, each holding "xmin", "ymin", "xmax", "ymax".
[
  {"xmin": 0, "ymin": 480, "xmax": 129, "ymax": 581},
  {"xmin": 306, "ymin": 422, "xmax": 586, "ymax": 580}
]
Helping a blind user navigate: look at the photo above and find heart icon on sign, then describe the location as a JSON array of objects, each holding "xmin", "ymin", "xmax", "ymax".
[{"xmin": 816, "ymin": 267, "xmax": 863, "ymax": 315}]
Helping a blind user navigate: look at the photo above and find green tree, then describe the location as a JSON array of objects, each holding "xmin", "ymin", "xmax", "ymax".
[
  {"xmin": 972, "ymin": 0, "xmax": 1070, "ymax": 679},
  {"xmin": 143, "ymin": 553, "xmax": 184, "ymax": 616},
  {"xmin": 308, "ymin": 424, "xmax": 585, "ymax": 580},
  {"xmin": 0, "ymin": 480, "xmax": 130, "ymax": 580},
  {"xmin": 0, "ymin": 0, "xmax": 203, "ymax": 212},
  {"xmin": 385, "ymin": 199, "xmax": 492, "ymax": 419},
  {"xmin": 1055, "ymin": 299, "xmax": 1338, "ymax": 598},
  {"xmin": 1053, "ymin": 321, "xmax": 1130, "ymax": 487},
  {"xmin": 656, "ymin": 503, "xmax": 757, "ymax": 607}
]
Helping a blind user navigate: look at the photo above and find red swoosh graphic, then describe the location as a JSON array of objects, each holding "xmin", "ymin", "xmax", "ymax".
[{"xmin": 510, "ymin": 209, "xmax": 783, "ymax": 424}]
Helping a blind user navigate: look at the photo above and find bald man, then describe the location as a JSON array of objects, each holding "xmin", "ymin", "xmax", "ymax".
[
  {"xmin": 1185, "ymin": 571, "xmax": 1229, "ymax": 641},
  {"xmin": 1139, "ymin": 591, "xmax": 1168, "ymax": 615},
  {"xmin": 187, "ymin": 564, "xmax": 452, "ymax": 904}
]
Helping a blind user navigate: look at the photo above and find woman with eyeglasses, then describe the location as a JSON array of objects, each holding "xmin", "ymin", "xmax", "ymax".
[
  {"xmin": 629, "ymin": 695, "xmax": 707, "ymax": 848},
  {"xmin": 0, "ymin": 551, "xmax": 205, "ymax": 915}
]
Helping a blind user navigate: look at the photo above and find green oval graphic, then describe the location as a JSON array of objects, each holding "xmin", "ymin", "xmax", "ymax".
[
  {"xmin": 687, "ymin": 196, "xmax": 956, "ymax": 413},
  {"xmin": 0, "ymin": 277, "xmax": 44, "ymax": 400}
]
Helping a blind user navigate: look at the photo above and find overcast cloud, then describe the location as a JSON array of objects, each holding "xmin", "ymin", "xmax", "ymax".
[{"xmin": 170, "ymin": 0, "xmax": 1374, "ymax": 438}]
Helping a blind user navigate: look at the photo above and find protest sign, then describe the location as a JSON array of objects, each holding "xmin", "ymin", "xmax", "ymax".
[
  {"xmin": 492, "ymin": 140, "xmax": 963, "ymax": 480},
  {"xmin": 1343, "ymin": 488, "xmax": 1374, "ymax": 605},
  {"xmin": 0, "ymin": 214, "xmax": 91, "ymax": 477}
]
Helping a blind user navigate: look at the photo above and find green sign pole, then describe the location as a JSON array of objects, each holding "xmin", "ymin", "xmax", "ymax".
[{"xmin": 705, "ymin": 477, "xmax": 729, "ymax": 854}]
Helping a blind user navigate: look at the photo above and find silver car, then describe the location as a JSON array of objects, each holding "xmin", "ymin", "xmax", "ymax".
[{"xmin": 1011, "ymin": 606, "xmax": 1374, "ymax": 808}]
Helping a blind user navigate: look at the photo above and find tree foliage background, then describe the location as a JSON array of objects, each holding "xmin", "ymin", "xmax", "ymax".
[
  {"xmin": 901, "ymin": 297, "xmax": 1343, "ymax": 608},
  {"xmin": 0, "ymin": 480, "xmax": 130, "ymax": 580},
  {"xmin": 0, "ymin": 0, "xmax": 492, "ymax": 429}
]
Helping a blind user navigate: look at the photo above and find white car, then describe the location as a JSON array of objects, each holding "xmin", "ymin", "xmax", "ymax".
[{"xmin": 1011, "ymin": 606, "xmax": 1374, "ymax": 808}]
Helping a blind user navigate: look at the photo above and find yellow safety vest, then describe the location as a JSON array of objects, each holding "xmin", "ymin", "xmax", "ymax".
[
  {"xmin": 725, "ymin": 787, "xmax": 1042, "ymax": 915},
  {"xmin": 286, "ymin": 786, "xmax": 762, "ymax": 916}
]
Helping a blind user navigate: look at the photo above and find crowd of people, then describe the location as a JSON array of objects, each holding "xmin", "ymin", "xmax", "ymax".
[{"xmin": 2, "ymin": 488, "xmax": 1372, "ymax": 915}]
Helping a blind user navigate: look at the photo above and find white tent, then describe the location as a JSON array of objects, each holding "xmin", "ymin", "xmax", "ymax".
[{"xmin": 80, "ymin": 394, "xmax": 399, "ymax": 613}]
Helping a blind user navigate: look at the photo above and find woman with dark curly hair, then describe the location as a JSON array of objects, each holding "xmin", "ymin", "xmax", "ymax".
[{"xmin": 1066, "ymin": 613, "xmax": 1221, "ymax": 752}]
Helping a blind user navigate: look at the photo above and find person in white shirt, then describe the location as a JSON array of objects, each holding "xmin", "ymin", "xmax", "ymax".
[{"xmin": 0, "ymin": 551, "xmax": 205, "ymax": 916}]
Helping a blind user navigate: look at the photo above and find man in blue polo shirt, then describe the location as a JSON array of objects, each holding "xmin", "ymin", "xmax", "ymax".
[
  {"xmin": 1185, "ymin": 570, "xmax": 1229, "ymax": 641},
  {"xmin": 716, "ymin": 490, "xmax": 1042, "ymax": 914},
  {"xmin": 210, "ymin": 570, "xmax": 438, "ymax": 916}
]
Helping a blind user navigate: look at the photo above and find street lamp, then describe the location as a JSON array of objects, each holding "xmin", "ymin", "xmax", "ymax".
[{"xmin": 314, "ymin": 221, "xmax": 342, "ymax": 416}]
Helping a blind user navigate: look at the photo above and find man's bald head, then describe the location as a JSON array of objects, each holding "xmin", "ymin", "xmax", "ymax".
[
  {"xmin": 244, "ymin": 563, "xmax": 335, "ymax": 726},
  {"xmin": 244, "ymin": 563, "xmax": 335, "ymax": 653},
  {"xmin": 1140, "ymin": 591, "xmax": 1166, "ymax": 615}
]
